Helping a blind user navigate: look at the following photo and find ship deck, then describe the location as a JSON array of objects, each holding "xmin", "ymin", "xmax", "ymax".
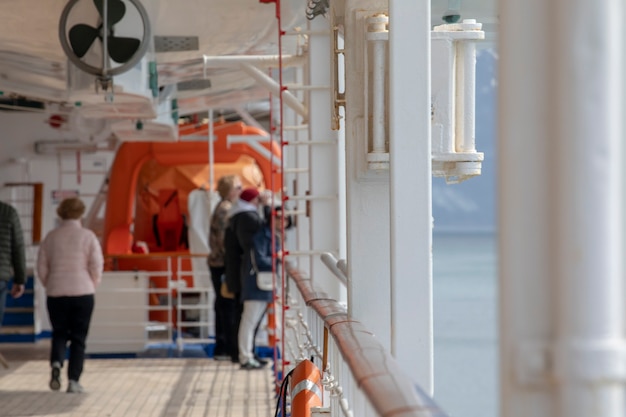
[{"xmin": 0, "ymin": 341, "xmax": 276, "ymax": 417}]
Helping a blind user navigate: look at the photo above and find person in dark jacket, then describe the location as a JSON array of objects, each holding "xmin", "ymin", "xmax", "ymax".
[
  {"xmin": 224, "ymin": 188, "xmax": 266, "ymax": 295},
  {"xmin": 237, "ymin": 207, "xmax": 282, "ymax": 369},
  {"xmin": 222, "ymin": 187, "xmax": 265, "ymax": 362},
  {"xmin": 0, "ymin": 201, "xmax": 26, "ymax": 327}
]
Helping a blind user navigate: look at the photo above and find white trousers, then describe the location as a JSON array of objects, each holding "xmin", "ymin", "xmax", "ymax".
[{"xmin": 238, "ymin": 300, "xmax": 267, "ymax": 364}]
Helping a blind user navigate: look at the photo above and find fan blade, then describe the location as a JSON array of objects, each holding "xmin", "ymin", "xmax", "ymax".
[
  {"xmin": 93, "ymin": 0, "xmax": 126, "ymax": 28},
  {"xmin": 108, "ymin": 36, "xmax": 141, "ymax": 63},
  {"xmin": 68, "ymin": 24, "xmax": 100, "ymax": 58}
]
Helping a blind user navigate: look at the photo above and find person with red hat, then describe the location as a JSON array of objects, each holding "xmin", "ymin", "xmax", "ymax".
[
  {"xmin": 238, "ymin": 188, "xmax": 260, "ymax": 204},
  {"xmin": 237, "ymin": 204, "xmax": 289, "ymax": 369},
  {"xmin": 223, "ymin": 186, "xmax": 266, "ymax": 366}
]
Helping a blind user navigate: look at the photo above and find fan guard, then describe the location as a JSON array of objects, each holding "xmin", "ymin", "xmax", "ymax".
[{"xmin": 58, "ymin": 0, "xmax": 151, "ymax": 80}]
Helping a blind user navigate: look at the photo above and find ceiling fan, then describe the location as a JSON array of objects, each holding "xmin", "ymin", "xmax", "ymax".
[{"xmin": 58, "ymin": 0, "xmax": 151, "ymax": 92}]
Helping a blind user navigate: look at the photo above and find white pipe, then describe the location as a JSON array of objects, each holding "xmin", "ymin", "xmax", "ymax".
[
  {"xmin": 208, "ymin": 109, "xmax": 214, "ymax": 191},
  {"xmin": 454, "ymin": 42, "xmax": 465, "ymax": 152},
  {"xmin": 286, "ymin": 140, "xmax": 335, "ymax": 146},
  {"xmin": 366, "ymin": 15, "xmax": 389, "ymax": 154},
  {"xmin": 178, "ymin": 92, "xmax": 271, "ymax": 117},
  {"xmin": 283, "ymin": 167, "xmax": 310, "ymax": 174},
  {"xmin": 283, "ymin": 125, "xmax": 310, "ymax": 131},
  {"xmin": 226, "ymin": 134, "xmax": 281, "ymax": 167},
  {"xmin": 202, "ymin": 54, "xmax": 305, "ymax": 68},
  {"xmin": 555, "ymin": 0, "xmax": 625, "ymax": 415},
  {"xmin": 286, "ymin": 250, "xmax": 330, "ymax": 257},
  {"xmin": 431, "ymin": 33, "xmax": 456, "ymax": 154},
  {"xmin": 283, "ymin": 83, "xmax": 330, "ymax": 91},
  {"xmin": 240, "ymin": 63, "xmax": 308, "ymax": 120},
  {"xmin": 320, "ymin": 252, "xmax": 348, "ymax": 287},
  {"xmin": 372, "ymin": 37, "xmax": 385, "ymax": 153},
  {"xmin": 456, "ymin": 23, "xmax": 477, "ymax": 153},
  {"xmin": 286, "ymin": 194, "xmax": 336, "ymax": 201},
  {"xmin": 159, "ymin": 55, "xmax": 306, "ymax": 86},
  {"xmin": 336, "ymin": 259, "xmax": 347, "ymax": 277}
]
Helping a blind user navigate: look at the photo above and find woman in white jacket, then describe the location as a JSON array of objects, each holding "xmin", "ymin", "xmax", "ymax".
[{"xmin": 37, "ymin": 197, "xmax": 103, "ymax": 394}]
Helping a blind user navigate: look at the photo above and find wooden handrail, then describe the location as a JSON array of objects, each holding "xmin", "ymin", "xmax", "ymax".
[{"xmin": 287, "ymin": 265, "xmax": 449, "ymax": 417}]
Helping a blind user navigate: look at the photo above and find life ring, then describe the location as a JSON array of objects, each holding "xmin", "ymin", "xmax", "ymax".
[{"xmin": 289, "ymin": 359, "xmax": 323, "ymax": 417}]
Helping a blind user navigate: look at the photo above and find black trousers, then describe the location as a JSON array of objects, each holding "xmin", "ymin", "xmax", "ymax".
[
  {"xmin": 0, "ymin": 280, "xmax": 7, "ymax": 326},
  {"xmin": 47, "ymin": 294, "xmax": 94, "ymax": 382},
  {"xmin": 225, "ymin": 295, "xmax": 242, "ymax": 362},
  {"xmin": 210, "ymin": 266, "xmax": 242, "ymax": 361},
  {"xmin": 209, "ymin": 266, "xmax": 228, "ymax": 355}
]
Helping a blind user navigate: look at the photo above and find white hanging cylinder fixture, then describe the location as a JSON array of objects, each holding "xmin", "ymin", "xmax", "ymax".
[
  {"xmin": 431, "ymin": 19, "xmax": 484, "ymax": 183},
  {"xmin": 455, "ymin": 24, "xmax": 477, "ymax": 153},
  {"xmin": 365, "ymin": 14, "xmax": 389, "ymax": 171}
]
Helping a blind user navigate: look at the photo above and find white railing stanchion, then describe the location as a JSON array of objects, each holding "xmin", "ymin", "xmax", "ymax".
[{"xmin": 284, "ymin": 265, "xmax": 449, "ymax": 417}]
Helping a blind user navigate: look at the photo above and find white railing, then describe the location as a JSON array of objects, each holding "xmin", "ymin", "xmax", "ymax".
[
  {"xmin": 89, "ymin": 253, "xmax": 213, "ymax": 354},
  {"xmin": 174, "ymin": 255, "xmax": 214, "ymax": 350},
  {"xmin": 93, "ymin": 252, "xmax": 446, "ymax": 417},
  {"xmin": 283, "ymin": 265, "xmax": 448, "ymax": 417}
]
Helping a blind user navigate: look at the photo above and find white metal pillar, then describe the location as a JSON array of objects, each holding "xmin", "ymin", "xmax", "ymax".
[
  {"xmin": 499, "ymin": 0, "xmax": 625, "ymax": 416},
  {"xmin": 553, "ymin": 1, "xmax": 625, "ymax": 416},
  {"xmin": 389, "ymin": 0, "xmax": 433, "ymax": 393},
  {"xmin": 498, "ymin": 1, "xmax": 554, "ymax": 415},
  {"xmin": 307, "ymin": 16, "xmax": 342, "ymax": 300},
  {"xmin": 343, "ymin": 0, "xmax": 392, "ymax": 350}
]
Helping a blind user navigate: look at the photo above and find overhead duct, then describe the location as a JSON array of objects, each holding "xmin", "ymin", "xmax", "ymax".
[
  {"xmin": 177, "ymin": 79, "xmax": 212, "ymax": 91},
  {"xmin": 154, "ymin": 36, "xmax": 199, "ymax": 53},
  {"xmin": 34, "ymin": 138, "xmax": 117, "ymax": 154}
]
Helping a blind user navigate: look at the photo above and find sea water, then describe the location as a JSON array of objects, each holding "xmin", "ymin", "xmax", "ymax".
[{"xmin": 433, "ymin": 232, "xmax": 498, "ymax": 417}]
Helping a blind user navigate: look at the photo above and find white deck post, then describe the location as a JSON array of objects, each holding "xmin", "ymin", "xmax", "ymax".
[
  {"xmin": 343, "ymin": 0, "xmax": 392, "ymax": 349},
  {"xmin": 499, "ymin": 0, "xmax": 625, "ymax": 416},
  {"xmin": 389, "ymin": 0, "xmax": 433, "ymax": 393},
  {"xmin": 553, "ymin": 1, "xmax": 625, "ymax": 416}
]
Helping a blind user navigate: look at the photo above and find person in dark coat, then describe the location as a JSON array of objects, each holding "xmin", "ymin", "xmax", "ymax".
[
  {"xmin": 0, "ymin": 201, "xmax": 26, "ymax": 326},
  {"xmin": 237, "ymin": 206, "xmax": 282, "ymax": 369},
  {"xmin": 222, "ymin": 187, "xmax": 264, "ymax": 363}
]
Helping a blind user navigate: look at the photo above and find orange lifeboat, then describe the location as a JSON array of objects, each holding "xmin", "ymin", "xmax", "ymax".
[
  {"xmin": 102, "ymin": 120, "xmax": 281, "ymax": 324},
  {"xmin": 103, "ymin": 120, "xmax": 281, "ymax": 257}
]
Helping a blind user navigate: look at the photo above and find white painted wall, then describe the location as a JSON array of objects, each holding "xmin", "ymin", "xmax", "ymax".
[
  {"xmin": 0, "ymin": 110, "xmax": 113, "ymax": 334},
  {"xmin": 341, "ymin": 0, "xmax": 393, "ymax": 351}
]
